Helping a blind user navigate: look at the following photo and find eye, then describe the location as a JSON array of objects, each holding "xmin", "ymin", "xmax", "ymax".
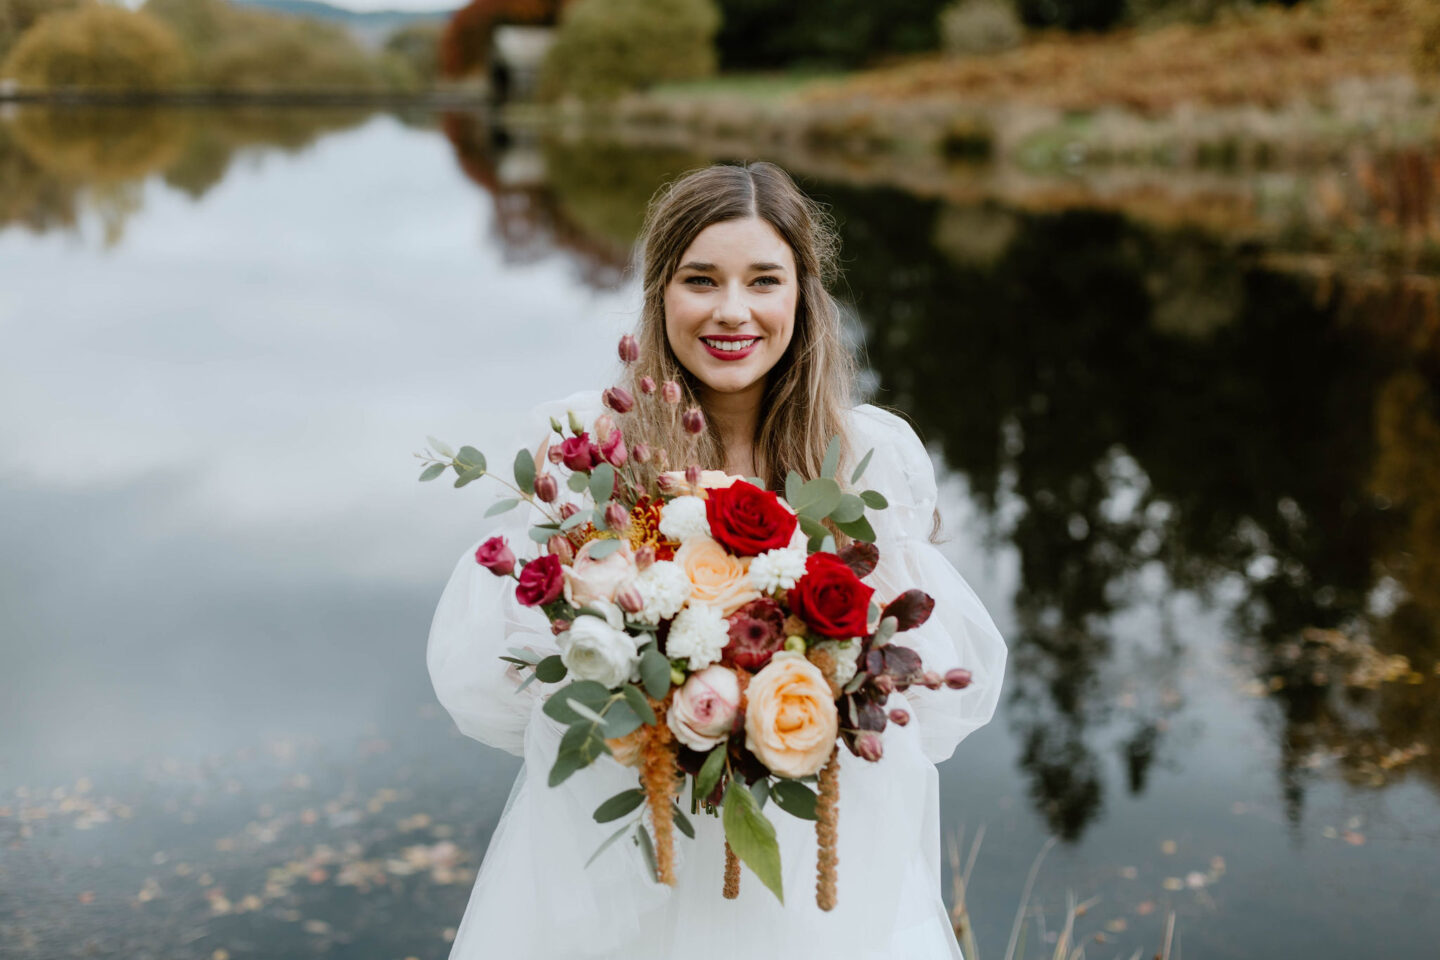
[
  {"xmin": 752, "ymin": 276, "xmax": 781, "ymax": 286},
  {"xmin": 684, "ymin": 276, "xmax": 716, "ymax": 287}
]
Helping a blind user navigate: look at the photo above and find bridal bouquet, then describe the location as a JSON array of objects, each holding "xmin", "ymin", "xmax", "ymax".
[{"xmin": 417, "ymin": 336, "xmax": 973, "ymax": 909}]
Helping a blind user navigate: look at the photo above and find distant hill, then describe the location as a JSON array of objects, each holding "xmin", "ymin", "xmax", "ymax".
[{"xmin": 232, "ymin": 0, "xmax": 456, "ymax": 46}]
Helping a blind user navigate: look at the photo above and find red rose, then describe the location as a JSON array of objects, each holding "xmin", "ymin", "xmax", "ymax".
[
  {"xmin": 474, "ymin": 536, "xmax": 515, "ymax": 576},
  {"xmin": 788, "ymin": 553, "xmax": 874, "ymax": 638},
  {"xmin": 515, "ymin": 554, "xmax": 564, "ymax": 607},
  {"xmin": 559, "ymin": 433, "xmax": 600, "ymax": 472},
  {"xmin": 704, "ymin": 480, "xmax": 798, "ymax": 557}
]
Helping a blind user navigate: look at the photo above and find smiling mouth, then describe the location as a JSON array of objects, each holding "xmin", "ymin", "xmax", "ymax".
[{"xmin": 701, "ymin": 337, "xmax": 759, "ymax": 352}]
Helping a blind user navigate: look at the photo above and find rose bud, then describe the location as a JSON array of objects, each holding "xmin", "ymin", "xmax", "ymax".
[
  {"xmin": 618, "ymin": 334, "xmax": 640, "ymax": 364},
  {"xmin": 533, "ymin": 473, "xmax": 558, "ymax": 502},
  {"xmin": 855, "ymin": 730, "xmax": 884, "ymax": 762},
  {"xmin": 600, "ymin": 430, "xmax": 627, "ymax": 468},
  {"xmin": 888, "ymin": 708, "xmax": 910, "ymax": 727},
  {"xmin": 616, "ymin": 581, "xmax": 644, "ymax": 614},
  {"xmin": 656, "ymin": 472, "xmax": 676, "ymax": 493},
  {"xmin": 473, "ymin": 536, "xmax": 515, "ymax": 576},
  {"xmin": 550, "ymin": 618, "xmax": 571, "ymax": 636},
  {"xmin": 546, "ymin": 534, "xmax": 575, "ymax": 564},
  {"xmin": 635, "ymin": 545, "xmax": 656, "ymax": 571},
  {"xmin": 593, "ymin": 413, "xmax": 615, "ymax": 444},
  {"xmin": 873, "ymin": 673, "xmax": 896, "ymax": 695},
  {"xmin": 661, "ymin": 380, "xmax": 682, "ymax": 404},
  {"xmin": 604, "ymin": 501, "xmax": 629, "ymax": 534},
  {"xmin": 685, "ymin": 464, "xmax": 702, "ymax": 487},
  {"xmin": 921, "ymin": 670, "xmax": 943, "ymax": 690},
  {"xmin": 559, "ymin": 502, "xmax": 579, "ymax": 521},
  {"xmin": 603, "ymin": 386, "xmax": 635, "ymax": 414},
  {"xmin": 945, "ymin": 668, "xmax": 973, "ymax": 690},
  {"xmin": 681, "ymin": 406, "xmax": 706, "ymax": 435},
  {"xmin": 633, "ymin": 442, "xmax": 652, "ymax": 464},
  {"xmin": 547, "ymin": 444, "xmax": 564, "ymax": 465},
  {"xmin": 639, "ymin": 376, "xmax": 657, "ymax": 395}
]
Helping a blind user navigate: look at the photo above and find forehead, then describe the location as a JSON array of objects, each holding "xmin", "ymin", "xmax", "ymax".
[{"xmin": 678, "ymin": 217, "xmax": 795, "ymax": 269}]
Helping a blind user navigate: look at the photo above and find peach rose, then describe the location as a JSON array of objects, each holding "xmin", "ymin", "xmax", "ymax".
[
  {"xmin": 563, "ymin": 539, "xmax": 637, "ymax": 608},
  {"xmin": 660, "ymin": 469, "xmax": 745, "ymax": 497},
  {"xmin": 744, "ymin": 651, "xmax": 839, "ymax": 778},
  {"xmin": 676, "ymin": 537, "xmax": 759, "ymax": 616}
]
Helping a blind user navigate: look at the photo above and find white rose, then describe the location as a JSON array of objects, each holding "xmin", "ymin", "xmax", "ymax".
[{"xmin": 557, "ymin": 612, "xmax": 639, "ymax": 688}]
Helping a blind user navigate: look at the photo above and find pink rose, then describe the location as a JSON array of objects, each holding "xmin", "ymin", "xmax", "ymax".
[
  {"xmin": 667, "ymin": 665, "xmax": 741, "ymax": 751},
  {"xmin": 599, "ymin": 428, "xmax": 627, "ymax": 468},
  {"xmin": 563, "ymin": 539, "xmax": 637, "ymax": 608},
  {"xmin": 474, "ymin": 536, "xmax": 515, "ymax": 577},
  {"xmin": 515, "ymin": 554, "xmax": 564, "ymax": 607},
  {"xmin": 560, "ymin": 433, "xmax": 600, "ymax": 472}
]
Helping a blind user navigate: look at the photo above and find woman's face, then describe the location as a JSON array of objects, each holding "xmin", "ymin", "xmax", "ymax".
[{"xmin": 663, "ymin": 217, "xmax": 798, "ymax": 400}]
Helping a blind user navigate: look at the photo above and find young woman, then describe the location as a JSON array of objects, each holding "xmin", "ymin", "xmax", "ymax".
[{"xmin": 427, "ymin": 162, "xmax": 1007, "ymax": 959}]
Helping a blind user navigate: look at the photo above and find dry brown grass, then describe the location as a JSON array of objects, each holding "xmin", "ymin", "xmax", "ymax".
[{"xmin": 802, "ymin": 0, "xmax": 1427, "ymax": 115}]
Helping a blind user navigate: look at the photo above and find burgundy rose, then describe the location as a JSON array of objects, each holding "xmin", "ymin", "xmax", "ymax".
[
  {"xmin": 789, "ymin": 553, "xmax": 874, "ymax": 639},
  {"xmin": 515, "ymin": 554, "xmax": 564, "ymax": 607},
  {"xmin": 559, "ymin": 433, "xmax": 600, "ymax": 472},
  {"xmin": 722, "ymin": 597, "xmax": 786, "ymax": 671},
  {"xmin": 474, "ymin": 536, "xmax": 515, "ymax": 577},
  {"xmin": 704, "ymin": 480, "xmax": 798, "ymax": 557}
]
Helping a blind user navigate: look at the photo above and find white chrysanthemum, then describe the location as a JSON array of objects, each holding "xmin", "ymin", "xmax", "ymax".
[
  {"xmin": 633, "ymin": 560, "xmax": 690, "ymax": 625},
  {"xmin": 658, "ymin": 496, "xmax": 710, "ymax": 543},
  {"xmin": 748, "ymin": 546, "xmax": 808, "ymax": 594},
  {"xmin": 665, "ymin": 603, "xmax": 729, "ymax": 671},
  {"xmin": 812, "ymin": 639, "xmax": 862, "ymax": 686}
]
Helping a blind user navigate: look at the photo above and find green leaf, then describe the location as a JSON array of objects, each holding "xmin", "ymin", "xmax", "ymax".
[
  {"xmin": 541, "ymin": 680, "xmax": 612, "ymax": 724},
  {"xmin": 569, "ymin": 701, "xmax": 607, "ymax": 725},
  {"xmin": 785, "ymin": 470, "xmax": 803, "ymax": 505},
  {"xmin": 850, "ymin": 447, "xmax": 875, "ymax": 485},
  {"xmin": 695, "ymin": 744, "xmax": 726, "ymax": 802},
  {"xmin": 453, "ymin": 465, "xmax": 485, "ymax": 488},
  {"xmin": 528, "ymin": 526, "xmax": 556, "ymax": 544},
  {"xmin": 640, "ymin": 648, "xmax": 671, "ymax": 700},
  {"xmin": 799, "ymin": 514, "xmax": 828, "ymax": 553},
  {"xmin": 820, "ymin": 534, "xmax": 836, "ymax": 555},
  {"xmin": 749, "ymin": 778, "xmax": 770, "ymax": 810},
  {"xmin": 419, "ymin": 462, "xmax": 446, "ymax": 482},
  {"xmin": 794, "ymin": 477, "xmax": 842, "ymax": 519},
  {"xmin": 567, "ymin": 471, "xmax": 590, "ymax": 493},
  {"xmin": 557, "ymin": 720, "xmax": 610, "ymax": 769},
  {"xmin": 485, "ymin": 498, "xmax": 521, "ymax": 517},
  {"xmin": 621, "ymin": 684, "xmax": 656, "ymax": 725},
  {"xmin": 722, "ymin": 782, "xmax": 784, "ymax": 904},
  {"xmin": 457, "ymin": 446, "xmax": 485, "ymax": 471},
  {"xmin": 672, "ymin": 805, "xmax": 695, "ymax": 839},
  {"xmin": 513, "ymin": 448, "xmax": 536, "ymax": 493},
  {"xmin": 586, "ymin": 537, "xmax": 623, "ymax": 560},
  {"xmin": 548, "ymin": 747, "xmax": 587, "ymax": 787},
  {"xmin": 560, "ymin": 509, "xmax": 593, "ymax": 532},
  {"xmin": 746, "ymin": 476, "xmax": 765, "ymax": 489},
  {"xmin": 770, "ymin": 779, "xmax": 818, "ymax": 820},
  {"xmin": 535, "ymin": 655, "xmax": 567, "ymax": 683},
  {"xmin": 590, "ymin": 463, "xmax": 616, "ymax": 504},
  {"xmin": 821, "ymin": 434, "xmax": 841, "ymax": 479},
  {"xmin": 834, "ymin": 514, "xmax": 877, "ymax": 543},
  {"xmin": 427, "ymin": 436, "xmax": 454, "ymax": 458},
  {"xmin": 585, "ymin": 820, "xmax": 634, "ymax": 868},
  {"xmin": 635, "ymin": 825, "xmax": 660, "ymax": 882},
  {"xmin": 831, "ymin": 493, "xmax": 866, "ymax": 524},
  {"xmin": 593, "ymin": 788, "xmax": 646, "ymax": 823},
  {"xmin": 602, "ymin": 699, "xmax": 644, "ymax": 739},
  {"xmin": 860, "ymin": 489, "xmax": 888, "ymax": 510}
]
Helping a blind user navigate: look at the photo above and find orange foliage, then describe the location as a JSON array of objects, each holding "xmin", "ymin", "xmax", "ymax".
[{"xmin": 438, "ymin": 0, "xmax": 567, "ymax": 79}]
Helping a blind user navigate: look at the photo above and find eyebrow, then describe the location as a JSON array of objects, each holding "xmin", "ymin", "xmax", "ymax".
[{"xmin": 679, "ymin": 261, "xmax": 789, "ymax": 273}]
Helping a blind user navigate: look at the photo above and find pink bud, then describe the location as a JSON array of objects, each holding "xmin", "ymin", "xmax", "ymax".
[
  {"xmin": 600, "ymin": 430, "xmax": 627, "ymax": 468},
  {"xmin": 873, "ymin": 674, "xmax": 895, "ymax": 695},
  {"xmin": 618, "ymin": 334, "xmax": 640, "ymax": 364},
  {"xmin": 616, "ymin": 581, "xmax": 644, "ymax": 614},
  {"xmin": 550, "ymin": 618, "xmax": 571, "ymax": 636},
  {"xmin": 603, "ymin": 386, "xmax": 635, "ymax": 414},
  {"xmin": 604, "ymin": 501, "xmax": 629, "ymax": 533},
  {"xmin": 945, "ymin": 668, "xmax": 973, "ymax": 690},
  {"xmin": 547, "ymin": 444, "xmax": 564, "ymax": 465},
  {"xmin": 635, "ymin": 545, "xmax": 656, "ymax": 571},
  {"xmin": 633, "ymin": 442, "xmax": 652, "ymax": 464},
  {"xmin": 593, "ymin": 414, "xmax": 614, "ymax": 444},
  {"xmin": 656, "ymin": 472, "xmax": 676, "ymax": 493},
  {"xmin": 547, "ymin": 534, "xmax": 575, "ymax": 564},
  {"xmin": 888, "ymin": 708, "xmax": 910, "ymax": 727},
  {"xmin": 559, "ymin": 502, "xmax": 579, "ymax": 521},
  {"xmin": 473, "ymin": 536, "xmax": 515, "ymax": 577},
  {"xmin": 855, "ymin": 730, "xmax": 884, "ymax": 762},
  {"xmin": 685, "ymin": 464, "xmax": 702, "ymax": 487},
  {"xmin": 661, "ymin": 380, "xmax": 682, "ymax": 405},
  {"xmin": 681, "ymin": 406, "xmax": 705, "ymax": 435},
  {"xmin": 533, "ymin": 473, "xmax": 558, "ymax": 502},
  {"xmin": 639, "ymin": 376, "xmax": 657, "ymax": 395},
  {"xmin": 921, "ymin": 671, "xmax": 943, "ymax": 691}
]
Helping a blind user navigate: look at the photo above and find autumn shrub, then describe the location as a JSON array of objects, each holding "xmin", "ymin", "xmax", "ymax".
[
  {"xmin": 940, "ymin": 0, "xmax": 1024, "ymax": 55},
  {"xmin": 1, "ymin": 5, "xmax": 186, "ymax": 90},
  {"xmin": 539, "ymin": 0, "xmax": 720, "ymax": 101},
  {"xmin": 0, "ymin": 0, "xmax": 85, "ymax": 62},
  {"xmin": 1415, "ymin": 0, "xmax": 1440, "ymax": 73},
  {"xmin": 384, "ymin": 21, "xmax": 443, "ymax": 88}
]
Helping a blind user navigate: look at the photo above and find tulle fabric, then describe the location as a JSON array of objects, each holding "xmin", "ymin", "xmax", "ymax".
[{"xmin": 427, "ymin": 392, "xmax": 1007, "ymax": 960}]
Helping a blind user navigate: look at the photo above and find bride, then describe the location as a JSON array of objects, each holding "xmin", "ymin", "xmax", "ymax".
[{"xmin": 427, "ymin": 162, "xmax": 1008, "ymax": 959}]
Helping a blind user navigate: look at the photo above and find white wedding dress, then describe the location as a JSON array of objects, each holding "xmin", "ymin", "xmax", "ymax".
[{"xmin": 427, "ymin": 390, "xmax": 1008, "ymax": 960}]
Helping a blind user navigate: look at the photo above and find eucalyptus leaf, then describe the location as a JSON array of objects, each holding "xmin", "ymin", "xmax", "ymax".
[
  {"xmin": 860, "ymin": 489, "xmax": 888, "ymax": 510},
  {"xmin": 695, "ymin": 744, "xmax": 726, "ymax": 802},
  {"xmin": 528, "ymin": 526, "xmax": 555, "ymax": 544},
  {"xmin": 820, "ymin": 534, "xmax": 836, "ymax": 555},
  {"xmin": 639, "ymin": 648, "xmax": 671, "ymax": 700},
  {"xmin": 785, "ymin": 470, "xmax": 802, "ymax": 505},
  {"xmin": 602, "ymin": 699, "xmax": 643, "ymax": 739},
  {"xmin": 513, "ymin": 448, "xmax": 536, "ymax": 493},
  {"xmin": 567, "ymin": 471, "xmax": 590, "ymax": 493},
  {"xmin": 418, "ymin": 462, "xmax": 446, "ymax": 482},
  {"xmin": 485, "ymin": 498, "xmax": 521, "ymax": 517},
  {"xmin": 672, "ymin": 805, "xmax": 695, "ymax": 839},
  {"xmin": 798, "ymin": 515, "xmax": 828, "ymax": 552},
  {"xmin": 635, "ymin": 825, "xmax": 660, "ymax": 883},
  {"xmin": 821, "ymin": 434, "xmax": 841, "ymax": 479},
  {"xmin": 458, "ymin": 446, "xmax": 485, "ymax": 471},
  {"xmin": 453, "ymin": 465, "xmax": 485, "ymax": 488},
  {"xmin": 585, "ymin": 820, "xmax": 634, "ymax": 868},
  {"xmin": 593, "ymin": 788, "xmax": 646, "ymax": 823},
  {"xmin": 722, "ymin": 782, "xmax": 783, "ymax": 903},
  {"xmin": 831, "ymin": 493, "xmax": 866, "ymax": 524},
  {"xmin": 541, "ymin": 680, "xmax": 612, "ymax": 724},
  {"xmin": 535, "ymin": 655, "xmax": 568, "ymax": 683},
  {"xmin": 745, "ymin": 477, "xmax": 765, "ymax": 489},
  {"xmin": 547, "ymin": 747, "xmax": 587, "ymax": 787},
  {"xmin": 586, "ymin": 538, "xmax": 623, "ymax": 560},
  {"xmin": 770, "ymin": 779, "xmax": 819, "ymax": 821},
  {"xmin": 427, "ymin": 436, "xmax": 454, "ymax": 459},
  {"xmin": 621, "ymin": 684, "xmax": 656, "ymax": 725},
  {"xmin": 590, "ymin": 463, "xmax": 616, "ymax": 504},
  {"xmin": 560, "ymin": 509, "xmax": 593, "ymax": 532},
  {"xmin": 834, "ymin": 514, "xmax": 877, "ymax": 543},
  {"xmin": 795, "ymin": 477, "xmax": 842, "ymax": 519},
  {"xmin": 507, "ymin": 646, "xmax": 541, "ymax": 662},
  {"xmin": 569, "ymin": 701, "xmax": 607, "ymax": 725},
  {"xmin": 749, "ymin": 778, "xmax": 771, "ymax": 810},
  {"xmin": 515, "ymin": 672, "xmax": 539, "ymax": 695},
  {"xmin": 850, "ymin": 447, "xmax": 875, "ymax": 485}
]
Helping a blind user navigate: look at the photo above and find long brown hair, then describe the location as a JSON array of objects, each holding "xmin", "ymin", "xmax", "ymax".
[{"xmin": 622, "ymin": 162, "xmax": 856, "ymax": 492}]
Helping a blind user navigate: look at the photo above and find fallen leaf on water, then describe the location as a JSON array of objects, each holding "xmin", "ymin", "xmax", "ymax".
[
  {"xmin": 1119, "ymin": 866, "xmax": 1138, "ymax": 880},
  {"xmin": 1160, "ymin": 840, "xmax": 1177, "ymax": 855},
  {"xmin": 1135, "ymin": 901, "xmax": 1156, "ymax": 916},
  {"xmin": 1343, "ymin": 831, "xmax": 1366, "ymax": 846},
  {"xmin": 1106, "ymin": 918, "xmax": 1128, "ymax": 933},
  {"xmin": 1186, "ymin": 872, "xmax": 1207, "ymax": 888},
  {"xmin": 1162, "ymin": 877, "xmax": 1184, "ymax": 891}
]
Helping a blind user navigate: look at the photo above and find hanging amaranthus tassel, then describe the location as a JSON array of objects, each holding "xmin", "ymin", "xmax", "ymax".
[
  {"xmin": 723, "ymin": 841, "xmax": 741, "ymax": 898},
  {"xmin": 641, "ymin": 697, "xmax": 678, "ymax": 885},
  {"xmin": 815, "ymin": 745, "xmax": 841, "ymax": 910}
]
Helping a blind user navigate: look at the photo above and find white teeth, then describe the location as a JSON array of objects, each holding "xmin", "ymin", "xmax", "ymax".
[{"xmin": 703, "ymin": 338, "xmax": 757, "ymax": 352}]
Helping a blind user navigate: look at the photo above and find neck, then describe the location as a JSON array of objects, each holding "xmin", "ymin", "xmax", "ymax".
[{"xmin": 698, "ymin": 379, "xmax": 765, "ymax": 476}]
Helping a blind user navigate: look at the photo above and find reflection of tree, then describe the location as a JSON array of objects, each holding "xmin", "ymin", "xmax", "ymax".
[
  {"xmin": 0, "ymin": 119, "xmax": 78, "ymax": 233},
  {"xmin": 822, "ymin": 182, "xmax": 1440, "ymax": 837}
]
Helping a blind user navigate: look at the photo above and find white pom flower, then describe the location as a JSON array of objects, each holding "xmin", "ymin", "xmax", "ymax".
[
  {"xmin": 633, "ymin": 560, "xmax": 690, "ymax": 625},
  {"xmin": 748, "ymin": 547, "xmax": 808, "ymax": 594},
  {"xmin": 658, "ymin": 496, "xmax": 710, "ymax": 544},
  {"xmin": 665, "ymin": 603, "xmax": 729, "ymax": 671}
]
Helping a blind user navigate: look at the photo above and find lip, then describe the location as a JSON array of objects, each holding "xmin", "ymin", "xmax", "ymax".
[{"xmin": 700, "ymin": 335, "xmax": 760, "ymax": 361}]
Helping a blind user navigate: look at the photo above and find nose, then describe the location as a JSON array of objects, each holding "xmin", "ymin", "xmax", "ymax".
[{"xmin": 713, "ymin": 280, "xmax": 749, "ymax": 326}]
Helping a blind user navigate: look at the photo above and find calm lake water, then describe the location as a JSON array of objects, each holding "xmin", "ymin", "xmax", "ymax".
[{"xmin": 2, "ymin": 106, "xmax": 1438, "ymax": 959}]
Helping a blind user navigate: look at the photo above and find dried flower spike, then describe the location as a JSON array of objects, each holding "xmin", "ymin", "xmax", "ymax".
[
  {"xmin": 682, "ymin": 407, "xmax": 705, "ymax": 435},
  {"xmin": 944, "ymin": 668, "xmax": 973, "ymax": 690},
  {"xmin": 639, "ymin": 376, "xmax": 657, "ymax": 395},
  {"xmin": 603, "ymin": 387, "xmax": 635, "ymax": 414},
  {"xmin": 633, "ymin": 442, "xmax": 652, "ymax": 464},
  {"xmin": 534, "ymin": 473, "xmax": 558, "ymax": 503},
  {"xmin": 604, "ymin": 501, "xmax": 629, "ymax": 533},
  {"xmin": 618, "ymin": 334, "xmax": 641, "ymax": 364},
  {"xmin": 661, "ymin": 380, "xmax": 682, "ymax": 405}
]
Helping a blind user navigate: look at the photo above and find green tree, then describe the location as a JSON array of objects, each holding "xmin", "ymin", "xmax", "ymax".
[
  {"xmin": 0, "ymin": 0, "xmax": 84, "ymax": 62},
  {"xmin": 539, "ymin": 0, "xmax": 719, "ymax": 101},
  {"xmin": 384, "ymin": 21, "xmax": 442, "ymax": 88},
  {"xmin": 1, "ymin": 5, "xmax": 186, "ymax": 90}
]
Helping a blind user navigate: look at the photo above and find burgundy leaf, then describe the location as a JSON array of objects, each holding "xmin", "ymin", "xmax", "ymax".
[
  {"xmin": 865, "ymin": 649, "xmax": 886, "ymax": 677},
  {"xmin": 882, "ymin": 589, "xmax": 935, "ymax": 631},
  {"xmin": 856, "ymin": 699, "xmax": 888, "ymax": 732},
  {"xmin": 837, "ymin": 541, "xmax": 879, "ymax": 579},
  {"xmin": 882, "ymin": 644, "xmax": 924, "ymax": 681}
]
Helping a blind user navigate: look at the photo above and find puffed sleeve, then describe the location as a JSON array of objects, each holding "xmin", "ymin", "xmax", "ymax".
[
  {"xmin": 426, "ymin": 390, "xmax": 602, "ymax": 757},
  {"xmin": 847, "ymin": 404, "xmax": 1009, "ymax": 765}
]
